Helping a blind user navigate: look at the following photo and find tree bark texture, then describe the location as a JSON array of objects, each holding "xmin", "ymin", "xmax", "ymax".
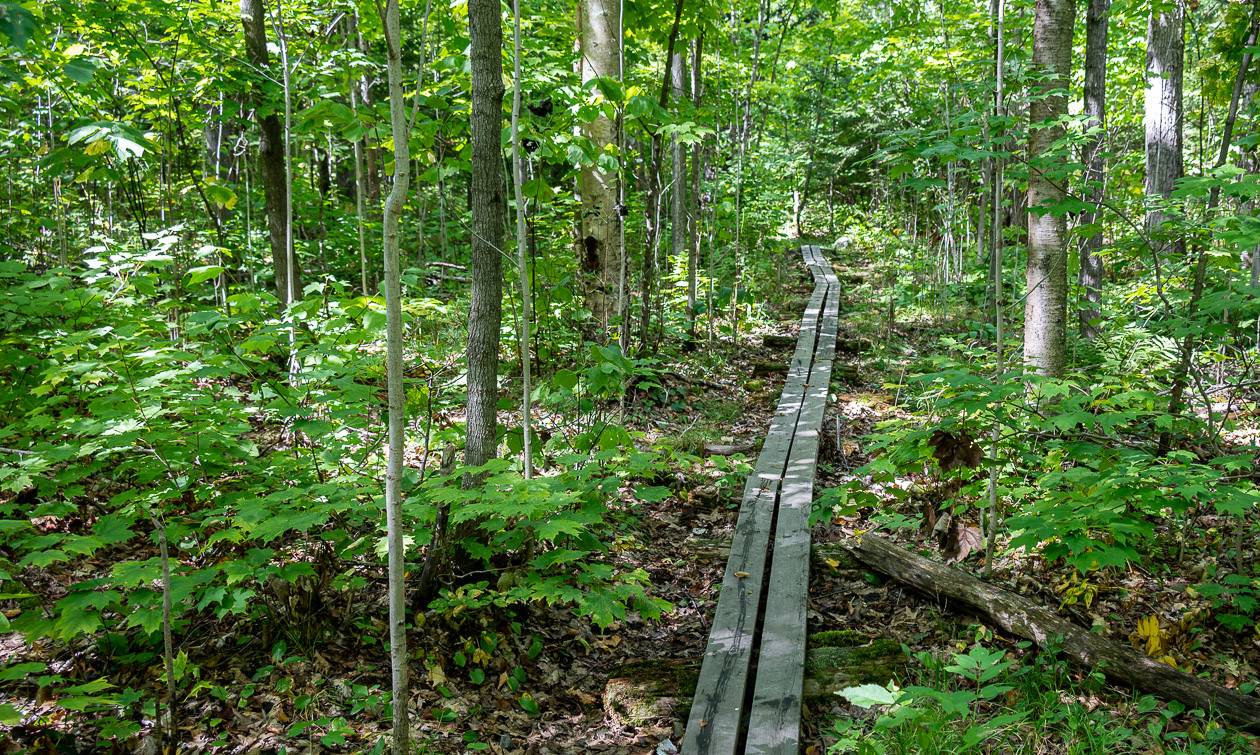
[
  {"xmin": 379, "ymin": 0, "xmax": 411, "ymax": 748},
  {"xmin": 240, "ymin": 0, "xmax": 299, "ymax": 306},
  {"xmin": 670, "ymin": 52, "xmax": 689, "ymax": 337},
  {"xmin": 829, "ymin": 535, "xmax": 1260, "ymax": 732},
  {"xmin": 466, "ymin": 0, "xmax": 506, "ymax": 469},
  {"xmin": 1159, "ymin": 0, "xmax": 1258, "ymax": 455},
  {"xmin": 578, "ymin": 0, "xmax": 622, "ymax": 333},
  {"xmin": 1144, "ymin": 0, "xmax": 1184, "ymax": 238},
  {"xmin": 1023, "ymin": 0, "xmax": 1075, "ymax": 377},
  {"xmin": 1078, "ymin": 0, "xmax": 1109, "ymax": 339},
  {"xmin": 687, "ymin": 35, "xmax": 703, "ymax": 340}
]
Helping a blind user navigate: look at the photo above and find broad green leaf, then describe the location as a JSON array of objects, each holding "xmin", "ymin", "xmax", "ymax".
[{"xmin": 838, "ymin": 683, "xmax": 901, "ymax": 708}]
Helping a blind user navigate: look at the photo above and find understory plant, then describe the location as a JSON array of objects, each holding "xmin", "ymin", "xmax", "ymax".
[
  {"xmin": 830, "ymin": 641, "xmax": 1254, "ymax": 754},
  {"xmin": 820, "ymin": 341, "xmax": 1260, "ymax": 632}
]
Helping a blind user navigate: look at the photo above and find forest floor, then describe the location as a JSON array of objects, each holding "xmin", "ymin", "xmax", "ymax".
[{"xmin": 4, "ymin": 242, "xmax": 1258, "ymax": 754}]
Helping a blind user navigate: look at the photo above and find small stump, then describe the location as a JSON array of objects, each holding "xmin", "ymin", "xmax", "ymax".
[{"xmin": 603, "ymin": 659, "xmax": 700, "ymax": 727}]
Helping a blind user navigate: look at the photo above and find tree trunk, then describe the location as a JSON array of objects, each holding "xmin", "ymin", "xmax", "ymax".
[
  {"xmin": 671, "ymin": 51, "xmax": 689, "ymax": 339},
  {"xmin": 1159, "ymin": 0, "xmax": 1258, "ymax": 455},
  {"xmin": 1078, "ymin": 0, "xmax": 1109, "ymax": 339},
  {"xmin": 687, "ymin": 34, "xmax": 703, "ymax": 341},
  {"xmin": 379, "ymin": 0, "xmax": 411, "ymax": 749},
  {"xmin": 1144, "ymin": 0, "xmax": 1184, "ymax": 240},
  {"xmin": 511, "ymin": 0, "xmax": 532, "ymax": 479},
  {"xmin": 639, "ymin": 0, "xmax": 685, "ymax": 354},
  {"xmin": 239, "ymin": 0, "xmax": 299, "ymax": 306},
  {"xmin": 466, "ymin": 0, "xmax": 506, "ymax": 469},
  {"xmin": 1023, "ymin": 0, "xmax": 1075, "ymax": 377},
  {"xmin": 577, "ymin": 0, "xmax": 622, "ymax": 335},
  {"xmin": 827, "ymin": 536, "xmax": 1260, "ymax": 733}
]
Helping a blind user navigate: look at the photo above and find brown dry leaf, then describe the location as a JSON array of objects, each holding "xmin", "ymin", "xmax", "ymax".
[
  {"xmin": 941, "ymin": 521, "xmax": 982, "ymax": 564},
  {"xmin": 928, "ymin": 430, "xmax": 982, "ymax": 472}
]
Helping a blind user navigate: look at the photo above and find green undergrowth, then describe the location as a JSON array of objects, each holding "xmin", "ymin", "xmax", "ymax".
[{"xmin": 830, "ymin": 639, "xmax": 1257, "ymax": 754}]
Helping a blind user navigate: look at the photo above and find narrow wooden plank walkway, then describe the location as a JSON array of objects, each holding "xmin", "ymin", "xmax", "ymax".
[{"xmin": 683, "ymin": 245, "xmax": 841, "ymax": 754}]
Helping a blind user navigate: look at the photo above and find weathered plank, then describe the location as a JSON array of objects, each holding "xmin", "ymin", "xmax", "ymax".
[
  {"xmin": 684, "ymin": 245, "xmax": 841, "ymax": 755},
  {"xmin": 744, "ymin": 248, "xmax": 841, "ymax": 753}
]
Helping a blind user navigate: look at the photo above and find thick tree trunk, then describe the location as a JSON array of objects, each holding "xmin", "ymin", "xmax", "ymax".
[
  {"xmin": 577, "ymin": 0, "xmax": 622, "ymax": 334},
  {"xmin": 466, "ymin": 0, "xmax": 505, "ymax": 469},
  {"xmin": 1078, "ymin": 0, "xmax": 1109, "ymax": 339},
  {"xmin": 1159, "ymin": 0, "xmax": 1258, "ymax": 455},
  {"xmin": 1144, "ymin": 1, "xmax": 1184, "ymax": 240},
  {"xmin": 827, "ymin": 535, "xmax": 1260, "ymax": 733},
  {"xmin": 240, "ymin": 0, "xmax": 299, "ymax": 306},
  {"xmin": 1023, "ymin": 0, "xmax": 1075, "ymax": 377},
  {"xmin": 379, "ymin": 0, "xmax": 411, "ymax": 749}
]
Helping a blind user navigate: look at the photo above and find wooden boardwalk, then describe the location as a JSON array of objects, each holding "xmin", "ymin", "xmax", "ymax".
[{"xmin": 683, "ymin": 246, "xmax": 840, "ymax": 754}]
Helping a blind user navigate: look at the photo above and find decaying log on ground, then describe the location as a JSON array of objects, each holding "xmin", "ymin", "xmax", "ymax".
[
  {"xmin": 762, "ymin": 333, "xmax": 797, "ymax": 348},
  {"xmin": 602, "ymin": 659, "xmax": 699, "ymax": 726},
  {"xmin": 830, "ymin": 535, "xmax": 1260, "ymax": 732}
]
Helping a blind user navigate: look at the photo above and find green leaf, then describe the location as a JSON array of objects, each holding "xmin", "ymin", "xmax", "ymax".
[
  {"xmin": 185, "ymin": 265, "xmax": 225, "ymax": 287},
  {"xmin": 554, "ymin": 369, "xmax": 578, "ymax": 391},
  {"xmin": 0, "ymin": 662, "xmax": 47, "ymax": 681},
  {"xmin": 838, "ymin": 683, "xmax": 901, "ymax": 708},
  {"xmin": 0, "ymin": 703, "xmax": 20, "ymax": 725},
  {"xmin": 63, "ymin": 58, "xmax": 98, "ymax": 84},
  {"xmin": 204, "ymin": 182, "xmax": 237, "ymax": 210},
  {"xmin": 633, "ymin": 486, "xmax": 671, "ymax": 503}
]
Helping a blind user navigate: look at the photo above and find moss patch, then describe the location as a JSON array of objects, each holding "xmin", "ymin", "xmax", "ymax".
[
  {"xmin": 803, "ymin": 631, "xmax": 905, "ymax": 701},
  {"xmin": 602, "ymin": 659, "xmax": 699, "ymax": 727}
]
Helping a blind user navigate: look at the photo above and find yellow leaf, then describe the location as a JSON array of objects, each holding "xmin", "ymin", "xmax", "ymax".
[
  {"xmin": 427, "ymin": 663, "xmax": 447, "ymax": 687},
  {"xmin": 735, "ymin": 571, "xmax": 750, "ymax": 579},
  {"xmin": 824, "ymin": 558, "xmax": 840, "ymax": 569},
  {"xmin": 1157, "ymin": 655, "xmax": 1177, "ymax": 668},
  {"xmin": 1136, "ymin": 615, "xmax": 1162, "ymax": 657}
]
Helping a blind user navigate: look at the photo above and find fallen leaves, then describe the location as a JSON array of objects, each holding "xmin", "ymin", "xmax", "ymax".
[{"xmin": 933, "ymin": 513, "xmax": 983, "ymax": 564}]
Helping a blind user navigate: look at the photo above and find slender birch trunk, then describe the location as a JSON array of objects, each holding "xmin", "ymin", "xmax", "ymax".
[
  {"xmin": 670, "ymin": 51, "xmax": 688, "ymax": 339},
  {"xmin": 380, "ymin": 0, "xmax": 412, "ymax": 748},
  {"xmin": 511, "ymin": 0, "xmax": 532, "ymax": 480}
]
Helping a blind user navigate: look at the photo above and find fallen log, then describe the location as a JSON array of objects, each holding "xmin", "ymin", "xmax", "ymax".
[
  {"xmin": 762, "ymin": 333, "xmax": 797, "ymax": 348},
  {"xmin": 833, "ymin": 534, "xmax": 1260, "ymax": 732}
]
